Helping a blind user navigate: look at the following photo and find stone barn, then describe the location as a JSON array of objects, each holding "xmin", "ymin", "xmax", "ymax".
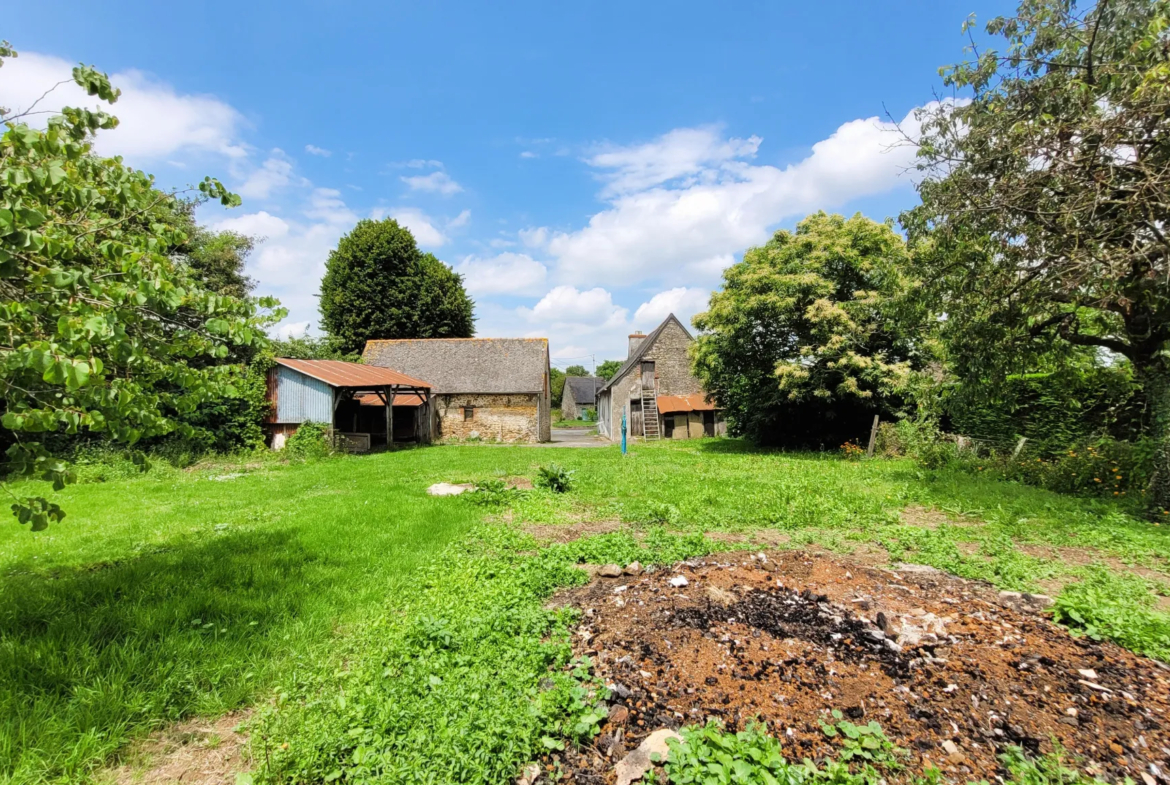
[
  {"xmin": 362, "ymin": 338, "xmax": 552, "ymax": 443},
  {"xmin": 596, "ymin": 314, "xmax": 725, "ymax": 442},
  {"xmin": 561, "ymin": 376, "xmax": 604, "ymax": 421}
]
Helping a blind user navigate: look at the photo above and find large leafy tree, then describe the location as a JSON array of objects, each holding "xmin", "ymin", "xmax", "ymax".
[
  {"xmin": 0, "ymin": 43, "xmax": 279, "ymax": 528},
  {"xmin": 905, "ymin": 0, "xmax": 1170, "ymax": 508},
  {"xmin": 564, "ymin": 364, "xmax": 589, "ymax": 377},
  {"xmin": 595, "ymin": 359, "xmax": 622, "ymax": 380},
  {"xmin": 692, "ymin": 212, "xmax": 918, "ymax": 446},
  {"xmin": 318, "ymin": 219, "xmax": 474, "ymax": 354}
]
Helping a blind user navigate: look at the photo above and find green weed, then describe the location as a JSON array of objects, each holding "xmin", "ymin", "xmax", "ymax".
[{"xmin": 1053, "ymin": 567, "xmax": 1170, "ymax": 661}]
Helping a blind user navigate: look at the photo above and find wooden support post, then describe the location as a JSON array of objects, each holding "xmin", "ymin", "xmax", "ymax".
[
  {"xmin": 384, "ymin": 386, "xmax": 393, "ymax": 446},
  {"xmin": 866, "ymin": 415, "xmax": 880, "ymax": 458}
]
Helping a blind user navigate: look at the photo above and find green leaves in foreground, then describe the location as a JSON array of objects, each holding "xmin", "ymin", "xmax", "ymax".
[
  {"xmin": 250, "ymin": 525, "xmax": 714, "ymax": 784},
  {"xmin": 1053, "ymin": 567, "xmax": 1170, "ymax": 662},
  {"xmin": 0, "ymin": 40, "xmax": 282, "ymax": 528}
]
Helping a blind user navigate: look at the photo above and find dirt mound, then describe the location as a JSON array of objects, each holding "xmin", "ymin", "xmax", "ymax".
[{"xmin": 554, "ymin": 552, "xmax": 1170, "ymax": 784}]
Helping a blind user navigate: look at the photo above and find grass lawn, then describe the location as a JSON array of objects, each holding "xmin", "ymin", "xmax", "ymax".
[{"xmin": 3, "ymin": 439, "xmax": 1169, "ymax": 783}]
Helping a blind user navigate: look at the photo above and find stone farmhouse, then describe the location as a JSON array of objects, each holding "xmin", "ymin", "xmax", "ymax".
[
  {"xmin": 363, "ymin": 337, "xmax": 552, "ymax": 443},
  {"xmin": 561, "ymin": 376, "xmax": 604, "ymax": 421},
  {"xmin": 596, "ymin": 314, "xmax": 725, "ymax": 442}
]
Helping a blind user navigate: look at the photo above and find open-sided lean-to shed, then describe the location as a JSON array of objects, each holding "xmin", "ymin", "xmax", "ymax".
[{"xmin": 265, "ymin": 358, "xmax": 431, "ymax": 451}]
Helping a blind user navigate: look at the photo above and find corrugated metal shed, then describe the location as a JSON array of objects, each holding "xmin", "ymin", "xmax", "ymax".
[
  {"xmin": 271, "ymin": 364, "xmax": 335, "ymax": 424},
  {"xmin": 273, "ymin": 358, "xmax": 430, "ymax": 389}
]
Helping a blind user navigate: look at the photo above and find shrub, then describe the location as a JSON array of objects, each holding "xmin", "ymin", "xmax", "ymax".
[
  {"xmin": 942, "ymin": 367, "xmax": 1142, "ymax": 455},
  {"xmin": 535, "ymin": 463, "xmax": 575, "ymax": 493},
  {"xmin": 284, "ymin": 422, "xmax": 335, "ymax": 460},
  {"xmin": 469, "ymin": 479, "xmax": 522, "ymax": 507}
]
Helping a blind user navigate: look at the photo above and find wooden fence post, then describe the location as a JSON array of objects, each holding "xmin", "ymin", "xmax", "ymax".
[
  {"xmin": 1011, "ymin": 437, "xmax": 1028, "ymax": 459},
  {"xmin": 866, "ymin": 415, "xmax": 880, "ymax": 458}
]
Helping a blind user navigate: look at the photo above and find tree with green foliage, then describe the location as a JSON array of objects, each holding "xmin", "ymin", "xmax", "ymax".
[
  {"xmin": 692, "ymin": 212, "xmax": 918, "ymax": 446},
  {"xmin": 563, "ymin": 364, "xmax": 589, "ymax": 377},
  {"xmin": 0, "ymin": 42, "xmax": 280, "ymax": 528},
  {"xmin": 549, "ymin": 367, "xmax": 566, "ymax": 407},
  {"xmin": 176, "ymin": 218, "xmax": 256, "ymax": 299},
  {"xmin": 595, "ymin": 359, "xmax": 622, "ymax": 380},
  {"xmin": 905, "ymin": 0, "xmax": 1170, "ymax": 510},
  {"xmin": 318, "ymin": 219, "xmax": 475, "ymax": 355}
]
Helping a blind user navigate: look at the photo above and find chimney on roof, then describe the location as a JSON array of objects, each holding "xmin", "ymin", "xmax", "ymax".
[{"xmin": 628, "ymin": 331, "xmax": 646, "ymax": 358}]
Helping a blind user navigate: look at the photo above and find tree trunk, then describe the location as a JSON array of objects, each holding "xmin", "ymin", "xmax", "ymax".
[{"xmin": 1143, "ymin": 363, "xmax": 1170, "ymax": 515}]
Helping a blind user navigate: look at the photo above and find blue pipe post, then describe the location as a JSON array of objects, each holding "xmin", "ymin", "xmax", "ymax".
[{"xmin": 621, "ymin": 405, "xmax": 627, "ymax": 455}]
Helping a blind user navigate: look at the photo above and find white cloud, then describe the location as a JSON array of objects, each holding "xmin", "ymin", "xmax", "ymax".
[
  {"xmin": 275, "ymin": 321, "xmax": 312, "ymax": 340},
  {"xmin": 456, "ymin": 253, "xmax": 547, "ymax": 296},
  {"xmin": 588, "ymin": 126, "xmax": 761, "ymax": 196},
  {"xmin": 521, "ymin": 286, "xmax": 628, "ymax": 329},
  {"xmin": 210, "ymin": 210, "xmax": 290, "ymax": 241},
  {"xmin": 304, "ymin": 144, "xmax": 331, "ymax": 157},
  {"xmin": 520, "ymin": 151, "xmax": 538, "ymax": 159},
  {"xmin": 0, "ymin": 51, "xmax": 246, "ymax": 162},
  {"xmin": 633, "ymin": 287, "xmax": 711, "ymax": 329},
  {"xmin": 236, "ymin": 150, "xmax": 298, "ymax": 199},
  {"xmin": 401, "ymin": 170, "xmax": 463, "ymax": 195},
  {"xmin": 519, "ymin": 226, "xmax": 549, "ymax": 248},
  {"xmin": 537, "ymin": 106, "xmax": 929, "ymax": 289},
  {"xmin": 448, "ymin": 209, "xmax": 471, "ymax": 228},
  {"xmin": 385, "ymin": 207, "xmax": 448, "ymax": 247}
]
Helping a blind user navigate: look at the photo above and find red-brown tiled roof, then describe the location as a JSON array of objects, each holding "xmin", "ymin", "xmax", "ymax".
[
  {"xmin": 274, "ymin": 358, "xmax": 430, "ymax": 389},
  {"xmin": 656, "ymin": 393, "xmax": 718, "ymax": 414}
]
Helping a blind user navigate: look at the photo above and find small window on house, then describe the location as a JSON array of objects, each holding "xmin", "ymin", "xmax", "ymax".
[{"xmin": 463, "ymin": 406, "xmax": 475, "ymax": 421}]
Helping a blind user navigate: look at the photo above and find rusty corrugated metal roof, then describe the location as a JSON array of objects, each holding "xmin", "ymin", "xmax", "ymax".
[
  {"xmin": 273, "ymin": 358, "xmax": 430, "ymax": 389},
  {"xmin": 354, "ymin": 392, "xmax": 424, "ymax": 407},
  {"xmin": 656, "ymin": 393, "xmax": 718, "ymax": 414}
]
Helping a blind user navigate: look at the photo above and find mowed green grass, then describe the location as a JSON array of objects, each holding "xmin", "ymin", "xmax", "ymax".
[{"xmin": 2, "ymin": 439, "xmax": 1169, "ymax": 783}]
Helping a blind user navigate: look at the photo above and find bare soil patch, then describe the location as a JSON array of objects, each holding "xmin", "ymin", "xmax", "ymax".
[
  {"xmin": 525, "ymin": 520, "xmax": 626, "ymax": 544},
  {"xmin": 900, "ymin": 505, "xmax": 978, "ymax": 530},
  {"xmin": 554, "ymin": 551, "xmax": 1170, "ymax": 784},
  {"xmin": 104, "ymin": 711, "xmax": 251, "ymax": 785}
]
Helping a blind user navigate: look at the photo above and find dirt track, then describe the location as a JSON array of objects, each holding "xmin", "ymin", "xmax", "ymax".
[{"xmin": 552, "ymin": 551, "xmax": 1170, "ymax": 784}]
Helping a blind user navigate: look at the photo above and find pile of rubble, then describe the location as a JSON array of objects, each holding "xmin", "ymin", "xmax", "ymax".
[{"xmin": 542, "ymin": 551, "xmax": 1170, "ymax": 785}]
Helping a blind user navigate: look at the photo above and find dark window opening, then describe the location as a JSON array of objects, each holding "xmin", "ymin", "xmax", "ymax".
[
  {"xmin": 463, "ymin": 406, "xmax": 475, "ymax": 421},
  {"xmin": 663, "ymin": 415, "xmax": 675, "ymax": 438},
  {"xmin": 703, "ymin": 410, "xmax": 716, "ymax": 437}
]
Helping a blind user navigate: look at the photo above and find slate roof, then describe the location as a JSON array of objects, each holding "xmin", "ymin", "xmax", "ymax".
[
  {"xmin": 273, "ymin": 358, "xmax": 430, "ymax": 389},
  {"xmin": 597, "ymin": 314, "xmax": 693, "ymax": 395},
  {"xmin": 362, "ymin": 338, "xmax": 549, "ymax": 394},
  {"xmin": 565, "ymin": 376, "xmax": 604, "ymax": 406}
]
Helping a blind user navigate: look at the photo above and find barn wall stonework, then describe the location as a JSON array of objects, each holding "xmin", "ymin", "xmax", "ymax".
[
  {"xmin": 434, "ymin": 393, "xmax": 542, "ymax": 443},
  {"xmin": 606, "ymin": 320, "xmax": 704, "ymax": 441}
]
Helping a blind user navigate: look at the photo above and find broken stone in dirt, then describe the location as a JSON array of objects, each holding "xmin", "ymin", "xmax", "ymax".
[
  {"xmin": 613, "ymin": 728, "xmax": 682, "ymax": 785},
  {"xmin": 599, "ymin": 564, "xmax": 624, "ymax": 578},
  {"xmin": 553, "ymin": 551, "xmax": 1170, "ymax": 784},
  {"xmin": 998, "ymin": 590, "xmax": 1056, "ymax": 613},
  {"xmin": 624, "ymin": 561, "xmax": 643, "ymax": 576},
  {"xmin": 515, "ymin": 761, "xmax": 541, "ymax": 785}
]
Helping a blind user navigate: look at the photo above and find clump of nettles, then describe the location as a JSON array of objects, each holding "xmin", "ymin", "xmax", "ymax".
[
  {"xmin": 470, "ymin": 479, "xmax": 522, "ymax": 506},
  {"xmin": 283, "ymin": 421, "xmax": 335, "ymax": 459},
  {"xmin": 535, "ymin": 463, "xmax": 575, "ymax": 493}
]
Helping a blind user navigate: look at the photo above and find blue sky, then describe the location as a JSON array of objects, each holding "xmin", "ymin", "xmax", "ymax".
[{"xmin": 3, "ymin": 0, "xmax": 1015, "ymax": 367}]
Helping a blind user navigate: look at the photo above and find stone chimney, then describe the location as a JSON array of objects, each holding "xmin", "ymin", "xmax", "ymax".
[{"xmin": 628, "ymin": 331, "xmax": 646, "ymax": 358}]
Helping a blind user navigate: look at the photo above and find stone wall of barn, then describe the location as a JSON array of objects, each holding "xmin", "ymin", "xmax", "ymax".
[
  {"xmin": 605, "ymin": 319, "xmax": 704, "ymax": 441},
  {"xmin": 433, "ymin": 393, "xmax": 543, "ymax": 443}
]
